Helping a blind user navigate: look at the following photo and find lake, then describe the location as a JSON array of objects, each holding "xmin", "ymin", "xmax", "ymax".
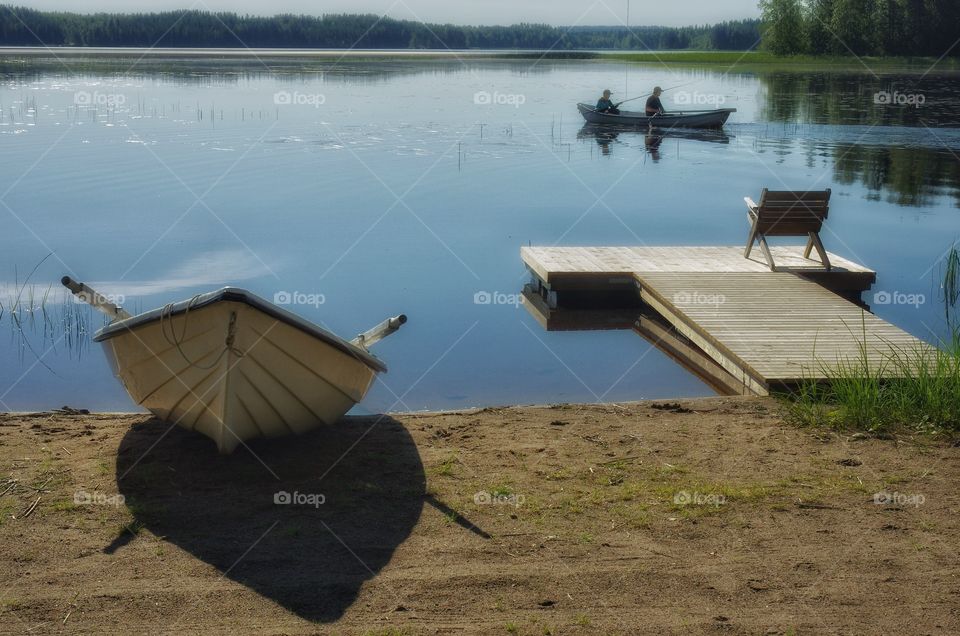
[{"xmin": 1, "ymin": 53, "xmax": 958, "ymax": 412}]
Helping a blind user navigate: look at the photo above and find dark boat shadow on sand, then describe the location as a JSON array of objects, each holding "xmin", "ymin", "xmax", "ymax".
[{"xmin": 109, "ymin": 414, "xmax": 430, "ymax": 622}]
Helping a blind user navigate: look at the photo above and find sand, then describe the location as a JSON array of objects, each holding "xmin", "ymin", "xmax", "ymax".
[{"xmin": 0, "ymin": 396, "xmax": 957, "ymax": 634}]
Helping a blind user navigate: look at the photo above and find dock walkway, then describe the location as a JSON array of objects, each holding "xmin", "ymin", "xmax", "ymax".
[{"xmin": 521, "ymin": 246, "xmax": 929, "ymax": 395}]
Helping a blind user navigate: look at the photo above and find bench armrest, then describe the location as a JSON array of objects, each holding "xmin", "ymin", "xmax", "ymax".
[{"xmin": 744, "ymin": 196, "xmax": 758, "ymax": 211}]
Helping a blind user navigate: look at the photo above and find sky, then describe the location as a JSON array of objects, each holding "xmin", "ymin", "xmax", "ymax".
[{"xmin": 12, "ymin": 1, "xmax": 761, "ymax": 28}]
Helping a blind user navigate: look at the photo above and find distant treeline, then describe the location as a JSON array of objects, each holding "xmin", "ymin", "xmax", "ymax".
[
  {"xmin": 0, "ymin": 7, "xmax": 760, "ymax": 50},
  {"xmin": 760, "ymin": 0, "xmax": 960, "ymax": 56}
]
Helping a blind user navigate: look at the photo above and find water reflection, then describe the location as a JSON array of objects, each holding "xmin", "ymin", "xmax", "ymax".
[
  {"xmin": 758, "ymin": 71, "xmax": 960, "ymax": 127},
  {"xmin": 577, "ymin": 123, "xmax": 731, "ymax": 161},
  {"xmin": 832, "ymin": 143, "xmax": 960, "ymax": 208}
]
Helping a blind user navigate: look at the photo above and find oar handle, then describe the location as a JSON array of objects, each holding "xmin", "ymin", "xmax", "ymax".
[
  {"xmin": 351, "ymin": 314, "xmax": 407, "ymax": 349},
  {"xmin": 61, "ymin": 276, "xmax": 132, "ymax": 321}
]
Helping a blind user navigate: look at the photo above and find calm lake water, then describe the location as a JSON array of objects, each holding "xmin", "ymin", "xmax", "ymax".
[{"xmin": 1, "ymin": 55, "xmax": 958, "ymax": 412}]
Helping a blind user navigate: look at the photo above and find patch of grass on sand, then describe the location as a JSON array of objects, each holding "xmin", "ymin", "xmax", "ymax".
[
  {"xmin": 490, "ymin": 483, "xmax": 514, "ymax": 497},
  {"xmin": 431, "ymin": 454, "xmax": 459, "ymax": 477},
  {"xmin": 52, "ymin": 498, "xmax": 81, "ymax": 513}
]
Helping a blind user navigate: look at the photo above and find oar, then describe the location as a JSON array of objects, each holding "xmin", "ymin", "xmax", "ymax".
[
  {"xmin": 351, "ymin": 314, "xmax": 406, "ymax": 349},
  {"xmin": 61, "ymin": 276, "xmax": 131, "ymax": 321}
]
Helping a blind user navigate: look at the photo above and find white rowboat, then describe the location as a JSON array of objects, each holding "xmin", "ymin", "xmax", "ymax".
[{"xmin": 64, "ymin": 278, "xmax": 405, "ymax": 454}]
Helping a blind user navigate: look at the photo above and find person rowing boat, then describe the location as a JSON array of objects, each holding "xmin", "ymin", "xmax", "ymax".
[{"xmin": 645, "ymin": 86, "xmax": 666, "ymax": 116}]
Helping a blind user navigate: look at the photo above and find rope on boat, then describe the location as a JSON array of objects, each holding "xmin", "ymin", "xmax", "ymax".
[{"xmin": 160, "ymin": 296, "xmax": 245, "ymax": 370}]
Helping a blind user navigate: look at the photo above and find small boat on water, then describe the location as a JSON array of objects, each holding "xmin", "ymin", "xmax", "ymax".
[
  {"xmin": 577, "ymin": 103, "xmax": 736, "ymax": 128},
  {"xmin": 63, "ymin": 277, "xmax": 405, "ymax": 454}
]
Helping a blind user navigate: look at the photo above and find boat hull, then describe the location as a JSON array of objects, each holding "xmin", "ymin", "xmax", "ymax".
[
  {"xmin": 577, "ymin": 103, "xmax": 735, "ymax": 129},
  {"xmin": 95, "ymin": 290, "xmax": 385, "ymax": 454}
]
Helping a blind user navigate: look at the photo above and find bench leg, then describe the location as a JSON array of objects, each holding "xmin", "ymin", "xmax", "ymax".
[
  {"xmin": 744, "ymin": 215, "xmax": 759, "ymax": 259},
  {"xmin": 745, "ymin": 229, "xmax": 757, "ymax": 258},
  {"xmin": 808, "ymin": 232, "xmax": 831, "ymax": 270},
  {"xmin": 803, "ymin": 234, "xmax": 814, "ymax": 259},
  {"xmin": 758, "ymin": 235, "xmax": 776, "ymax": 271}
]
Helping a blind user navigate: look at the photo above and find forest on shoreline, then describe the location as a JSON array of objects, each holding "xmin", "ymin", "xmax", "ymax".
[
  {"xmin": 0, "ymin": 7, "xmax": 760, "ymax": 50},
  {"xmin": 760, "ymin": 0, "xmax": 959, "ymax": 57}
]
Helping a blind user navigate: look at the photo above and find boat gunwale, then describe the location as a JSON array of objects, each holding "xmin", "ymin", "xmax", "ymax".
[
  {"xmin": 576, "ymin": 102, "xmax": 736, "ymax": 128},
  {"xmin": 92, "ymin": 287, "xmax": 388, "ymax": 373}
]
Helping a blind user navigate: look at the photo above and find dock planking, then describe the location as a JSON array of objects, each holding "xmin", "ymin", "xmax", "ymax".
[{"xmin": 521, "ymin": 246, "xmax": 931, "ymax": 396}]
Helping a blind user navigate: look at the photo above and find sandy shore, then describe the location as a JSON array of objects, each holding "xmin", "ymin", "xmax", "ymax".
[{"xmin": 0, "ymin": 396, "xmax": 957, "ymax": 634}]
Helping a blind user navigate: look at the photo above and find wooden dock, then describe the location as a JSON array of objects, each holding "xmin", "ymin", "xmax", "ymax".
[{"xmin": 521, "ymin": 246, "xmax": 930, "ymax": 396}]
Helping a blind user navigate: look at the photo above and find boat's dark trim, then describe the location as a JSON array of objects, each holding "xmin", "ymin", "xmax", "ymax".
[{"xmin": 93, "ymin": 287, "xmax": 388, "ymax": 373}]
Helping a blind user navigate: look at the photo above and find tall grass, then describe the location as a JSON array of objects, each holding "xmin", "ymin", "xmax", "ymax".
[
  {"xmin": 784, "ymin": 335, "xmax": 960, "ymax": 433},
  {"xmin": 784, "ymin": 245, "xmax": 960, "ymax": 434},
  {"xmin": 942, "ymin": 242, "xmax": 959, "ymax": 326}
]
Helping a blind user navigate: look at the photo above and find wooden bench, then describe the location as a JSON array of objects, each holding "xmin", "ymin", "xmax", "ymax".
[{"xmin": 744, "ymin": 188, "xmax": 831, "ymax": 271}]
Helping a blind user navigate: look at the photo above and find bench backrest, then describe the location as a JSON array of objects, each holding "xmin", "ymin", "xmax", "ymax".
[{"xmin": 755, "ymin": 188, "xmax": 830, "ymax": 235}]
